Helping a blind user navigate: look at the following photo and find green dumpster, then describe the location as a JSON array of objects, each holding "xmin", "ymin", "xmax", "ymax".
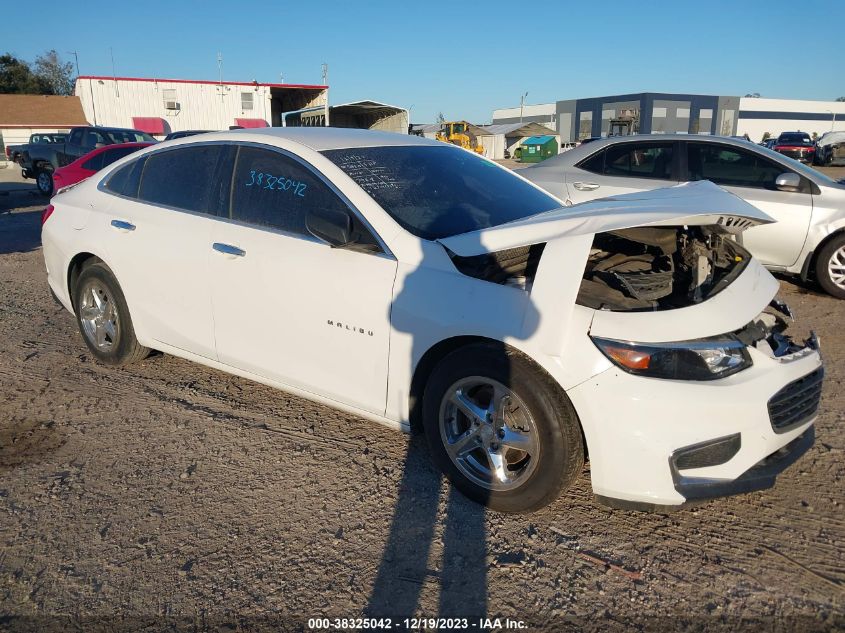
[{"xmin": 518, "ymin": 135, "xmax": 558, "ymax": 163}]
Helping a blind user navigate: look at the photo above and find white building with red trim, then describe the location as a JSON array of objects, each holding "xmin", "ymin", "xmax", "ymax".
[{"xmin": 74, "ymin": 75, "xmax": 329, "ymax": 138}]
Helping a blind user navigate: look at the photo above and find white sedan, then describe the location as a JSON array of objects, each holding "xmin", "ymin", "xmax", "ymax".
[
  {"xmin": 42, "ymin": 129, "xmax": 823, "ymax": 512},
  {"xmin": 522, "ymin": 134, "xmax": 845, "ymax": 298}
]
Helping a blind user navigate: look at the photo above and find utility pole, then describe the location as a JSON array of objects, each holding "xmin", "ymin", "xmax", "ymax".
[
  {"xmin": 66, "ymin": 51, "xmax": 80, "ymax": 77},
  {"xmin": 110, "ymin": 47, "xmax": 119, "ymax": 97},
  {"xmin": 520, "ymin": 92, "xmax": 528, "ymax": 123},
  {"xmin": 322, "ymin": 63, "xmax": 330, "ymax": 127}
]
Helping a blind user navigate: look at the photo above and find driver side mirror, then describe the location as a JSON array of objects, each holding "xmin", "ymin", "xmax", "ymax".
[
  {"xmin": 775, "ymin": 172, "xmax": 801, "ymax": 192},
  {"xmin": 306, "ymin": 207, "xmax": 354, "ymax": 248}
]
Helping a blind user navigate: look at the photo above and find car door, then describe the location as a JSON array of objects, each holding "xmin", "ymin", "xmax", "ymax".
[
  {"xmin": 565, "ymin": 140, "xmax": 679, "ymax": 204},
  {"xmin": 684, "ymin": 141, "xmax": 813, "ymax": 267},
  {"xmin": 209, "ymin": 144, "xmax": 397, "ymax": 416},
  {"xmin": 59, "ymin": 128, "xmax": 86, "ymax": 167},
  {"xmin": 97, "ymin": 144, "xmax": 229, "ymax": 359}
]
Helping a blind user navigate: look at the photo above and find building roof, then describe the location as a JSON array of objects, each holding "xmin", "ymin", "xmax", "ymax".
[
  {"xmin": 331, "ymin": 100, "xmax": 407, "ymax": 114},
  {"xmin": 480, "ymin": 122, "xmax": 553, "ymax": 136},
  {"xmin": 0, "ymin": 94, "xmax": 88, "ymax": 128},
  {"xmin": 76, "ymin": 75, "xmax": 327, "ymax": 90}
]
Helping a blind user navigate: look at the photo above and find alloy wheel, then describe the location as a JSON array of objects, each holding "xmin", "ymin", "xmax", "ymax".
[
  {"xmin": 79, "ymin": 281, "xmax": 119, "ymax": 350},
  {"xmin": 438, "ymin": 377, "xmax": 539, "ymax": 492},
  {"xmin": 828, "ymin": 245, "xmax": 845, "ymax": 291}
]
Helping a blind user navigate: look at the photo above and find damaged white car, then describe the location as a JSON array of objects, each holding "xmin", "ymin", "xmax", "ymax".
[{"xmin": 42, "ymin": 129, "xmax": 824, "ymax": 513}]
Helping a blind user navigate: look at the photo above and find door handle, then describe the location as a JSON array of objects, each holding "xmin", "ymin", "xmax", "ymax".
[
  {"xmin": 110, "ymin": 219, "xmax": 135, "ymax": 231},
  {"xmin": 572, "ymin": 182, "xmax": 600, "ymax": 191},
  {"xmin": 212, "ymin": 242, "xmax": 246, "ymax": 257}
]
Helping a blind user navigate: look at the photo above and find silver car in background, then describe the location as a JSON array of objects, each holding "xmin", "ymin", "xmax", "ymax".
[{"xmin": 523, "ymin": 134, "xmax": 845, "ymax": 298}]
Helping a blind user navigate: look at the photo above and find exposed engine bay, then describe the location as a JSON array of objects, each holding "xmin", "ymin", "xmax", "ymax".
[{"xmin": 577, "ymin": 225, "xmax": 750, "ymax": 311}]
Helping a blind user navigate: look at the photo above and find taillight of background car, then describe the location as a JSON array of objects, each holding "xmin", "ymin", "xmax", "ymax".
[{"xmin": 41, "ymin": 204, "xmax": 55, "ymax": 225}]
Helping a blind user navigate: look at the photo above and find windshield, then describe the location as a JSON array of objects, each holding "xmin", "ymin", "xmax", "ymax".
[
  {"xmin": 322, "ymin": 145, "xmax": 561, "ymax": 240},
  {"xmin": 105, "ymin": 130, "xmax": 157, "ymax": 143},
  {"xmin": 777, "ymin": 133, "xmax": 811, "ymax": 144}
]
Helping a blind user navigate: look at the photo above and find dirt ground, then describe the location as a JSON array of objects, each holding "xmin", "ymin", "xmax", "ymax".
[{"xmin": 0, "ymin": 164, "xmax": 843, "ymax": 633}]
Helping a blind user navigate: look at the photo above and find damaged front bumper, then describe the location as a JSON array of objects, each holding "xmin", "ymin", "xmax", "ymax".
[{"xmin": 569, "ymin": 300, "xmax": 823, "ymax": 512}]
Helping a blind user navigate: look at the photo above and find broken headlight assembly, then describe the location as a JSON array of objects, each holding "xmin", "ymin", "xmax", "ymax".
[{"xmin": 591, "ymin": 336, "xmax": 752, "ymax": 381}]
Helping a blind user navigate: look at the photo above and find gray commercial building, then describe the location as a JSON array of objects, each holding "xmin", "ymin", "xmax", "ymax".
[{"xmin": 554, "ymin": 92, "xmax": 740, "ymax": 142}]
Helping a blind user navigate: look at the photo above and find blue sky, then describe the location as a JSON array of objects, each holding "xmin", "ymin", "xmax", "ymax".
[{"xmin": 6, "ymin": 0, "xmax": 843, "ymax": 123}]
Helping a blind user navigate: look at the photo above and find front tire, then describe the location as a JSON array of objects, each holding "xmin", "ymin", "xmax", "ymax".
[
  {"xmin": 35, "ymin": 167, "xmax": 54, "ymax": 196},
  {"xmin": 73, "ymin": 262, "xmax": 150, "ymax": 365},
  {"xmin": 815, "ymin": 234, "xmax": 845, "ymax": 299},
  {"xmin": 422, "ymin": 343, "xmax": 584, "ymax": 513}
]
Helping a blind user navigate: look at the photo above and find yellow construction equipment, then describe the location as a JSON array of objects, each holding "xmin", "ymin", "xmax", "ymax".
[{"xmin": 435, "ymin": 121, "xmax": 485, "ymax": 154}]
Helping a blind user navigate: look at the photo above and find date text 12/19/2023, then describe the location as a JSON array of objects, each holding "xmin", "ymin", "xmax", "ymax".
[{"xmin": 307, "ymin": 617, "xmax": 528, "ymax": 630}]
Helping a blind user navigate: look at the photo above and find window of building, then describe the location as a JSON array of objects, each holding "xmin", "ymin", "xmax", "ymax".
[
  {"xmin": 163, "ymin": 88, "xmax": 179, "ymax": 110},
  {"xmin": 241, "ymin": 92, "xmax": 254, "ymax": 111}
]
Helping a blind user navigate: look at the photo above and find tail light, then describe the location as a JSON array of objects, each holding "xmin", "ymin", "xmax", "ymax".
[{"xmin": 41, "ymin": 204, "xmax": 55, "ymax": 226}]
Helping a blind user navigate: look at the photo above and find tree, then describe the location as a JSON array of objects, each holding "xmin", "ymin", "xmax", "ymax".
[
  {"xmin": 0, "ymin": 50, "xmax": 74, "ymax": 95},
  {"xmin": 762, "ymin": 131, "xmax": 771, "ymax": 142},
  {"xmin": 0, "ymin": 53, "xmax": 47, "ymax": 94},
  {"xmin": 837, "ymin": 96, "xmax": 845, "ymax": 102},
  {"xmin": 436, "ymin": 111, "xmax": 446, "ymax": 124},
  {"xmin": 33, "ymin": 49, "xmax": 74, "ymax": 95}
]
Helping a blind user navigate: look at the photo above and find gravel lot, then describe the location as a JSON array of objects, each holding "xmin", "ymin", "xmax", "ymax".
[{"xmin": 0, "ymin": 164, "xmax": 843, "ymax": 632}]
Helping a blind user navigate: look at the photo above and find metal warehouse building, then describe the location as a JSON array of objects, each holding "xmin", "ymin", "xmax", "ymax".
[
  {"xmin": 494, "ymin": 93, "xmax": 845, "ymax": 143},
  {"xmin": 75, "ymin": 75, "xmax": 329, "ymax": 137}
]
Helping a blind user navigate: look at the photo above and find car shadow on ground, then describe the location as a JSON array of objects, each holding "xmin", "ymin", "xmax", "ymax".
[
  {"xmin": 0, "ymin": 209, "xmax": 43, "ymax": 254},
  {"xmin": 365, "ymin": 232, "xmax": 542, "ymax": 626}
]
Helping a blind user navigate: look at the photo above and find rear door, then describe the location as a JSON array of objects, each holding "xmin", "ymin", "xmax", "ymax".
[
  {"xmin": 565, "ymin": 140, "xmax": 679, "ymax": 204},
  {"xmin": 97, "ymin": 143, "xmax": 230, "ymax": 359},
  {"xmin": 208, "ymin": 144, "xmax": 397, "ymax": 415},
  {"xmin": 683, "ymin": 141, "xmax": 813, "ymax": 267}
]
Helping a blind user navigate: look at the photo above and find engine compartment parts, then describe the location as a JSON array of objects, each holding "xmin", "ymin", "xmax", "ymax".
[
  {"xmin": 577, "ymin": 226, "xmax": 750, "ymax": 311},
  {"xmin": 448, "ymin": 243, "xmax": 546, "ymax": 290}
]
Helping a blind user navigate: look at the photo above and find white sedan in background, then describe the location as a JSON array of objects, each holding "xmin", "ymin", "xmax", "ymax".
[
  {"xmin": 523, "ymin": 134, "xmax": 845, "ymax": 298},
  {"xmin": 42, "ymin": 129, "xmax": 823, "ymax": 512}
]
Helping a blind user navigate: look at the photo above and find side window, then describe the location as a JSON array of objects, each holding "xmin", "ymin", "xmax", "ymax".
[
  {"xmin": 68, "ymin": 129, "xmax": 84, "ymax": 146},
  {"xmin": 688, "ymin": 143, "xmax": 784, "ymax": 189},
  {"xmin": 104, "ymin": 157, "xmax": 146, "ymax": 198},
  {"xmin": 82, "ymin": 151, "xmax": 104, "ymax": 171},
  {"xmin": 100, "ymin": 146, "xmax": 143, "ymax": 169},
  {"xmin": 578, "ymin": 149, "xmax": 605, "ymax": 175},
  {"xmin": 82, "ymin": 130, "xmax": 107, "ymax": 151},
  {"xmin": 138, "ymin": 145, "xmax": 227, "ymax": 213},
  {"xmin": 229, "ymin": 146, "xmax": 356, "ymax": 239},
  {"xmin": 602, "ymin": 143, "xmax": 674, "ymax": 179}
]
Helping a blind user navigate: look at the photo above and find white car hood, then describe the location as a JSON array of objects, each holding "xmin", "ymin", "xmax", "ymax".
[{"xmin": 439, "ymin": 181, "xmax": 773, "ymax": 256}]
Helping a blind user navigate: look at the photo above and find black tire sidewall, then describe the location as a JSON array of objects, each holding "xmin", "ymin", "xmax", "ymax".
[
  {"xmin": 74, "ymin": 264, "xmax": 141, "ymax": 365},
  {"xmin": 36, "ymin": 168, "xmax": 53, "ymax": 196},
  {"xmin": 422, "ymin": 344, "xmax": 583, "ymax": 513},
  {"xmin": 815, "ymin": 235, "xmax": 845, "ymax": 299}
]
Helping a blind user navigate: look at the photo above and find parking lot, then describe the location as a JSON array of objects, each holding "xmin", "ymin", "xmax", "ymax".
[{"xmin": 0, "ymin": 164, "xmax": 843, "ymax": 631}]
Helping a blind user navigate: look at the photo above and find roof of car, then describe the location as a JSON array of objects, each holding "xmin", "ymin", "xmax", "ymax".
[{"xmin": 219, "ymin": 127, "xmax": 443, "ymax": 151}]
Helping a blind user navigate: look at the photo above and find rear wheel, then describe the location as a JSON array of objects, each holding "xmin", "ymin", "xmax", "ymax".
[
  {"xmin": 73, "ymin": 263, "xmax": 149, "ymax": 365},
  {"xmin": 815, "ymin": 234, "xmax": 845, "ymax": 299},
  {"xmin": 35, "ymin": 167, "xmax": 54, "ymax": 196},
  {"xmin": 422, "ymin": 343, "xmax": 584, "ymax": 513}
]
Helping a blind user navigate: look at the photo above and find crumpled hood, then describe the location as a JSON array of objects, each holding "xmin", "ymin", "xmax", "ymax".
[{"xmin": 438, "ymin": 181, "xmax": 773, "ymax": 256}]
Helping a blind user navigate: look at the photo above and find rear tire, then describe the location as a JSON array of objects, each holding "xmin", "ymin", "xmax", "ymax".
[
  {"xmin": 422, "ymin": 343, "xmax": 584, "ymax": 513},
  {"xmin": 73, "ymin": 262, "xmax": 149, "ymax": 365},
  {"xmin": 815, "ymin": 234, "xmax": 845, "ymax": 299},
  {"xmin": 35, "ymin": 167, "xmax": 54, "ymax": 196}
]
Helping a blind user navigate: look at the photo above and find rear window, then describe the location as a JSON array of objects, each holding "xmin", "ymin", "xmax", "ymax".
[
  {"xmin": 777, "ymin": 133, "xmax": 811, "ymax": 144},
  {"xmin": 322, "ymin": 145, "xmax": 560, "ymax": 240},
  {"xmin": 103, "ymin": 157, "xmax": 146, "ymax": 198}
]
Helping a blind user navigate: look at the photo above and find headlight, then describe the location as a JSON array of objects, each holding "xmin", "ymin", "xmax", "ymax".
[{"xmin": 591, "ymin": 336, "xmax": 752, "ymax": 381}]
